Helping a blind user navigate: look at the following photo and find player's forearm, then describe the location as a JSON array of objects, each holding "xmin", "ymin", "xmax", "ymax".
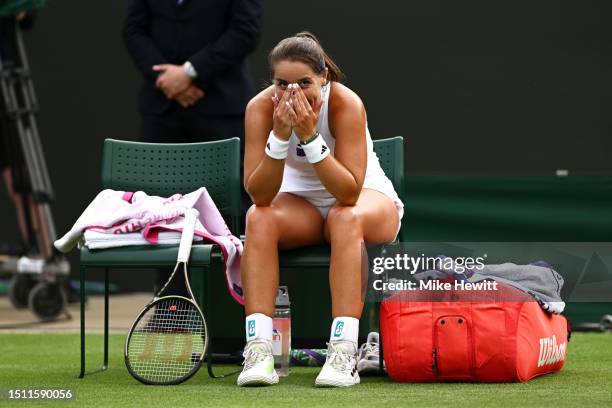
[
  {"xmin": 314, "ymin": 157, "xmax": 361, "ymax": 206},
  {"xmin": 245, "ymin": 159, "xmax": 285, "ymax": 206}
]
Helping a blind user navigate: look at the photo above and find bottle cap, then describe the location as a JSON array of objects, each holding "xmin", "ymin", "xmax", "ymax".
[{"xmin": 275, "ymin": 286, "xmax": 290, "ymax": 306}]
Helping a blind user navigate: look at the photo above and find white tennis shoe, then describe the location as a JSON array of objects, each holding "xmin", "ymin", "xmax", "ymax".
[
  {"xmin": 237, "ymin": 339, "xmax": 279, "ymax": 386},
  {"xmin": 357, "ymin": 331, "xmax": 385, "ymax": 374},
  {"xmin": 315, "ymin": 340, "xmax": 360, "ymax": 387}
]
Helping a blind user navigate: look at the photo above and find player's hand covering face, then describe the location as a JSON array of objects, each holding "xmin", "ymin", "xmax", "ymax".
[
  {"xmin": 271, "ymin": 84, "xmax": 295, "ymax": 140},
  {"xmin": 288, "ymin": 84, "xmax": 323, "ymax": 141},
  {"xmin": 272, "ymin": 60, "xmax": 327, "ymax": 141}
]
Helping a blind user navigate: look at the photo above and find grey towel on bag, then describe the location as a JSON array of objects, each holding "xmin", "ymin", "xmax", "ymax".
[{"xmin": 469, "ymin": 262, "xmax": 565, "ymax": 313}]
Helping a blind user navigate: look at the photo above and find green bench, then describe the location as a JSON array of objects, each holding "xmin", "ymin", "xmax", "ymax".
[{"xmin": 78, "ymin": 136, "xmax": 404, "ymax": 378}]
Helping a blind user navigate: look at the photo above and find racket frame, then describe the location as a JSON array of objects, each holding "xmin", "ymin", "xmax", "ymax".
[{"xmin": 124, "ymin": 209, "xmax": 209, "ymax": 385}]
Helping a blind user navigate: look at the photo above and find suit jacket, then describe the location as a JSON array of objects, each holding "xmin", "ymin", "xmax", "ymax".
[{"xmin": 123, "ymin": 0, "xmax": 263, "ymax": 116}]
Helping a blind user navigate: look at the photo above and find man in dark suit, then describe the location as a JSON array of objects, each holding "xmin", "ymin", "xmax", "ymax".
[
  {"xmin": 123, "ymin": 0, "xmax": 263, "ymax": 144},
  {"xmin": 123, "ymin": 0, "xmax": 262, "ymax": 294}
]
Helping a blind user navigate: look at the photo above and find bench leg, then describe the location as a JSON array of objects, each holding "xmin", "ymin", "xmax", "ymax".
[
  {"xmin": 103, "ymin": 268, "xmax": 109, "ymax": 369},
  {"xmin": 206, "ymin": 338, "xmax": 242, "ymax": 379},
  {"xmin": 201, "ymin": 260, "xmax": 240, "ymax": 379},
  {"xmin": 78, "ymin": 265, "xmax": 110, "ymax": 378},
  {"xmin": 79, "ymin": 265, "xmax": 86, "ymax": 378}
]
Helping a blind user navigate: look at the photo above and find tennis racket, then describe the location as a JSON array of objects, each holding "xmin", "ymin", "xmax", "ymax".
[{"xmin": 124, "ymin": 208, "xmax": 208, "ymax": 385}]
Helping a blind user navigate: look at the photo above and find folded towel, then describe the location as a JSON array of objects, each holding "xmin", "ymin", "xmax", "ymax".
[{"xmin": 84, "ymin": 230, "xmax": 203, "ymax": 250}]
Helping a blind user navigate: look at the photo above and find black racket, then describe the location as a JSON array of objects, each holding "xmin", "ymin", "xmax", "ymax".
[{"xmin": 124, "ymin": 209, "xmax": 208, "ymax": 385}]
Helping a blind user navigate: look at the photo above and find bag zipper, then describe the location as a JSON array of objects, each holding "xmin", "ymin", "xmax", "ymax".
[{"xmin": 432, "ymin": 347, "xmax": 439, "ymax": 374}]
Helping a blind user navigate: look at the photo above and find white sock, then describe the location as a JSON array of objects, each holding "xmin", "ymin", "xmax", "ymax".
[
  {"xmin": 329, "ymin": 316, "xmax": 359, "ymax": 345},
  {"xmin": 245, "ymin": 313, "xmax": 272, "ymax": 342}
]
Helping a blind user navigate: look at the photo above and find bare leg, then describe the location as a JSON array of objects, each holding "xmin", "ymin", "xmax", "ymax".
[
  {"xmin": 242, "ymin": 192, "xmax": 325, "ymax": 317},
  {"xmin": 324, "ymin": 189, "xmax": 400, "ymax": 318}
]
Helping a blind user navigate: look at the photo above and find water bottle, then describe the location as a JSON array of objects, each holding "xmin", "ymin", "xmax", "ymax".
[{"xmin": 273, "ymin": 286, "xmax": 291, "ymax": 377}]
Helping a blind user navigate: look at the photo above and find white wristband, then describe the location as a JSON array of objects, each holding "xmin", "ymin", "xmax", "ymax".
[
  {"xmin": 301, "ymin": 133, "xmax": 330, "ymax": 164},
  {"xmin": 265, "ymin": 131, "xmax": 290, "ymax": 160}
]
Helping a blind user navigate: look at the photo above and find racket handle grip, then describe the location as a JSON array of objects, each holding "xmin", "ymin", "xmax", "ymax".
[{"xmin": 178, "ymin": 208, "xmax": 198, "ymax": 263}]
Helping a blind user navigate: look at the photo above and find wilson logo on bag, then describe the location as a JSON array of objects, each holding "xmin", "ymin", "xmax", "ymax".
[{"xmin": 538, "ymin": 335, "xmax": 567, "ymax": 367}]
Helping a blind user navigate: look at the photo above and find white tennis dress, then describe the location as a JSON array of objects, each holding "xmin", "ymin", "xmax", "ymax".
[{"xmin": 278, "ymin": 82, "xmax": 404, "ymax": 231}]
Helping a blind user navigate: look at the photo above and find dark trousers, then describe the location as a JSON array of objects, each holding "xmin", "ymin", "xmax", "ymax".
[{"xmin": 141, "ymin": 107, "xmax": 250, "ymax": 293}]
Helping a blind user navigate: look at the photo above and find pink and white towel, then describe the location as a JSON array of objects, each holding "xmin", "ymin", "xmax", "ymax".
[{"xmin": 54, "ymin": 188, "xmax": 245, "ymax": 305}]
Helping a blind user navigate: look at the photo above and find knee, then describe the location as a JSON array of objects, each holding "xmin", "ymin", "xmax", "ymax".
[
  {"xmin": 245, "ymin": 204, "xmax": 279, "ymax": 236},
  {"xmin": 326, "ymin": 206, "xmax": 362, "ymax": 237}
]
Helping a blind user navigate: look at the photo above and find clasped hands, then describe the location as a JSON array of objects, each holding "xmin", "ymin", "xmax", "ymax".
[
  {"xmin": 153, "ymin": 64, "xmax": 204, "ymax": 108},
  {"xmin": 272, "ymin": 83, "xmax": 323, "ymax": 142}
]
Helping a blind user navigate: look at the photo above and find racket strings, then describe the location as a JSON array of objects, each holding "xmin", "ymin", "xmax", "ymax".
[{"xmin": 127, "ymin": 298, "xmax": 206, "ymax": 383}]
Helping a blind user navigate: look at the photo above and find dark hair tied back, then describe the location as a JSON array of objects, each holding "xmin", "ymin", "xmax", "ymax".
[{"xmin": 269, "ymin": 31, "xmax": 345, "ymax": 83}]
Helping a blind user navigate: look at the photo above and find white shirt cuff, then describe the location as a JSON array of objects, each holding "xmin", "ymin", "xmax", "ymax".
[{"xmin": 183, "ymin": 61, "xmax": 198, "ymax": 79}]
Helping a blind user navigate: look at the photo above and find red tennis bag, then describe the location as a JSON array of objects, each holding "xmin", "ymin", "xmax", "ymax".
[{"xmin": 380, "ymin": 282, "xmax": 570, "ymax": 382}]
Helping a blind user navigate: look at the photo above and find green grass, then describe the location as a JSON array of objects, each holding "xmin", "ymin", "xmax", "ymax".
[{"xmin": 0, "ymin": 333, "xmax": 611, "ymax": 407}]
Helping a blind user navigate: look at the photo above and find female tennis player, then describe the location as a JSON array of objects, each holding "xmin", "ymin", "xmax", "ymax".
[{"xmin": 238, "ymin": 32, "xmax": 404, "ymax": 387}]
